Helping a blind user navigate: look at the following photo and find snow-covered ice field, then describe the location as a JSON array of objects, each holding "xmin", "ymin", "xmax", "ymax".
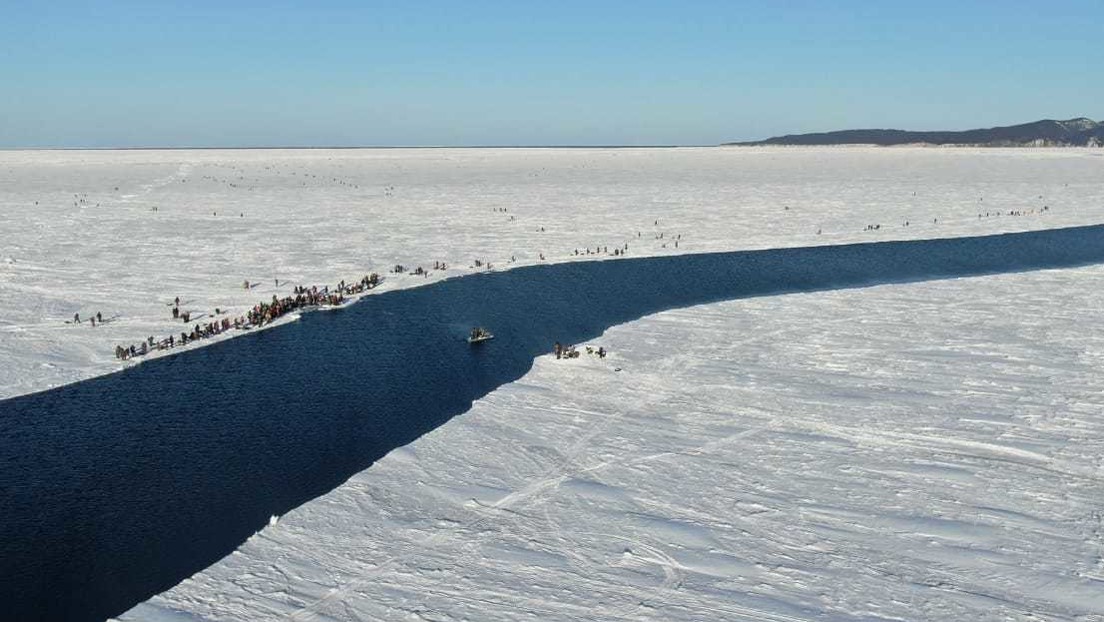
[
  {"xmin": 2, "ymin": 147, "xmax": 1102, "ymax": 398},
  {"xmin": 122, "ymin": 263, "xmax": 1104, "ymax": 621},
  {"xmin": 5, "ymin": 147, "xmax": 1104, "ymax": 620}
]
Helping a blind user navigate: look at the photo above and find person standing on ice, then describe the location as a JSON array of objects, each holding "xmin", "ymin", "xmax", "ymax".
[{"xmin": 73, "ymin": 312, "xmax": 80, "ymax": 324}]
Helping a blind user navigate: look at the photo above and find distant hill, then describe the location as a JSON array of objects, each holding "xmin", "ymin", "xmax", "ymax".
[{"xmin": 728, "ymin": 118, "xmax": 1104, "ymax": 147}]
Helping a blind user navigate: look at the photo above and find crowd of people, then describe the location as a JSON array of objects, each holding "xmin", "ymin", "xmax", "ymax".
[
  {"xmin": 978, "ymin": 205, "xmax": 1049, "ymax": 219},
  {"xmin": 553, "ymin": 342, "xmax": 607, "ymax": 360},
  {"xmin": 113, "ymin": 273, "xmax": 380, "ymax": 361}
]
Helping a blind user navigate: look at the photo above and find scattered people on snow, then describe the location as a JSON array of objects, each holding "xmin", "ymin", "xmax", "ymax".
[{"xmin": 554, "ymin": 342, "xmax": 608, "ymax": 360}]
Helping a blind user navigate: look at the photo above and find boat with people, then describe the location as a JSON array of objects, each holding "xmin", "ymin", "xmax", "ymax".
[{"xmin": 468, "ymin": 327, "xmax": 494, "ymax": 344}]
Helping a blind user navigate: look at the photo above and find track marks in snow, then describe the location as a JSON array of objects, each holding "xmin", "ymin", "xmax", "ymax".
[{"xmin": 796, "ymin": 419, "xmax": 1104, "ymax": 482}]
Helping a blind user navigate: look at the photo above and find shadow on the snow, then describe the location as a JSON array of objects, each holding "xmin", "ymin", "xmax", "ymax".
[{"xmin": 4, "ymin": 224, "xmax": 1104, "ymax": 621}]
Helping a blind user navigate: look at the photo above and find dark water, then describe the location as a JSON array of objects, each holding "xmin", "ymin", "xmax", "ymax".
[{"xmin": 3, "ymin": 225, "xmax": 1104, "ymax": 622}]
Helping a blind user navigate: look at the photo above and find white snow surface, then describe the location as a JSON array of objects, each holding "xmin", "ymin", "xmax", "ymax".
[
  {"xmin": 122, "ymin": 264, "xmax": 1104, "ymax": 621},
  {"xmin": 7, "ymin": 146, "xmax": 1104, "ymax": 620},
  {"xmin": 2, "ymin": 147, "xmax": 1103, "ymax": 399}
]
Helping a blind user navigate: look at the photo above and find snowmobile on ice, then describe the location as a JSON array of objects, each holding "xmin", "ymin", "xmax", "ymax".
[{"xmin": 468, "ymin": 327, "xmax": 494, "ymax": 344}]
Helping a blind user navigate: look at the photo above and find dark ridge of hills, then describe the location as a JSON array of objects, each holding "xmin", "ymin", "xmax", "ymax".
[{"xmin": 728, "ymin": 118, "xmax": 1104, "ymax": 147}]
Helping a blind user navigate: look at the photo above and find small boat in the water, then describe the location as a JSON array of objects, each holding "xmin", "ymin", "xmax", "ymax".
[{"xmin": 468, "ymin": 327, "xmax": 494, "ymax": 344}]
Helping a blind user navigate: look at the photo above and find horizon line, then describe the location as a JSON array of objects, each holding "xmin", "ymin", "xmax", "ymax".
[{"xmin": 0, "ymin": 144, "xmax": 716, "ymax": 152}]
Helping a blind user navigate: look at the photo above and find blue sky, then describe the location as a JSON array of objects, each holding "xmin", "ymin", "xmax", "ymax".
[{"xmin": 1, "ymin": 1, "xmax": 1101, "ymax": 147}]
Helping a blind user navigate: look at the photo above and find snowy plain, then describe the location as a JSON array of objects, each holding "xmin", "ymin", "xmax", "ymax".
[
  {"xmin": 1, "ymin": 146, "xmax": 1102, "ymax": 398},
  {"xmin": 123, "ymin": 264, "xmax": 1104, "ymax": 621},
  {"xmin": 3, "ymin": 147, "xmax": 1104, "ymax": 621}
]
